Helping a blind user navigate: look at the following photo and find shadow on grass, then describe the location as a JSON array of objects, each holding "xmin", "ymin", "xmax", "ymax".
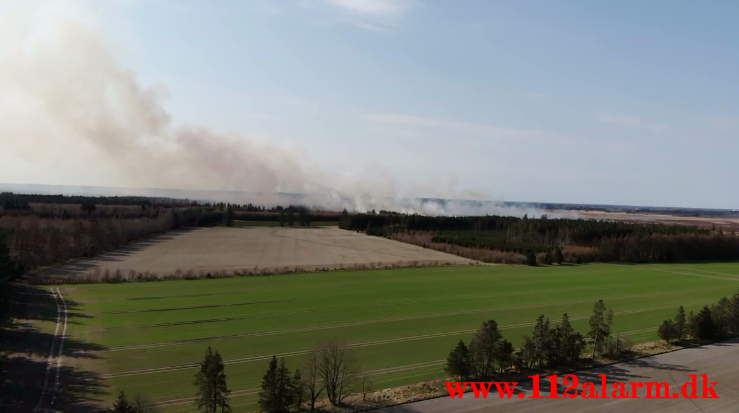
[{"xmin": 0, "ymin": 283, "xmax": 108, "ymax": 412}]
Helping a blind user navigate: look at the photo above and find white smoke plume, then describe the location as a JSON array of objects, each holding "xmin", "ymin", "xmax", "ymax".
[{"xmin": 0, "ymin": 2, "xmax": 548, "ymax": 217}]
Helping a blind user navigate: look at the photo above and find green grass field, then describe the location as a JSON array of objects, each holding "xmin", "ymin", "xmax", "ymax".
[{"xmin": 59, "ymin": 262, "xmax": 739, "ymax": 412}]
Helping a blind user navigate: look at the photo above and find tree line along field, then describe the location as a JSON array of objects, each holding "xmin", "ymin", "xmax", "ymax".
[
  {"xmin": 54, "ymin": 262, "xmax": 739, "ymax": 412},
  {"xmin": 339, "ymin": 213, "xmax": 739, "ymax": 265}
]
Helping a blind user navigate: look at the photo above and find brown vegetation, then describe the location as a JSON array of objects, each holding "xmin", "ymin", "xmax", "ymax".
[
  {"xmin": 30, "ymin": 227, "xmax": 476, "ymax": 284},
  {"xmin": 35, "ymin": 259, "xmax": 471, "ymax": 284},
  {"xmin": 0, "ymin": 212, "xmax": 177, "ymax": 271},
  {"xmin": 388, "ymin": 232, "xmax": 526, "ymax": 264}
]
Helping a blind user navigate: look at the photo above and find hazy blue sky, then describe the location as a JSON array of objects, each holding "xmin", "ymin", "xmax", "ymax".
[{"xmin": 4, "ymin": 1, "xmax": 739, "ymax": 208}]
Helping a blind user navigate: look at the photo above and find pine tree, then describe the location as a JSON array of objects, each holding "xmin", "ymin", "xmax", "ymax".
[
  {"xmin": 212, "ymin": 351, "xmax": 231, "ymax": 413},
  {"xmin": 658, "ymin": 320, "xmax": 678, "ymax": 343},
  {"xmin": 692, "ymin": 306, "xmax": 715, "ymax": 340},
  {"xmin": 469, "ymin": 320, "xmax": 502, "ymax": 379},
  {"xmin": 588, "ymin": 300, "xmax": 611, "ymax": 358},
  {"xmin": 531, "ymin": 315, "xmax": 551, "ymax": 368},
  {"xmin": 711, "ymin": 297, "xmax": 731, "ymax": 338},
  {"xmin": 445, "ymin": 340, "xmax": 472, "ymax": 380},
  {"xmin": 194, "ymin": 347, "xmax": 231, "ymax": 413},
  {"xmin": 518, "ymin": 336, "xmax": 536, "ymax": 369},
  {"xmin": 259, "ymin": 356, "xmax": 294, "ymax": 413},
  {"xmin": 674, "ymin": 306, "xmax": 687, "ymax": 340},
  {"xmin": 494, "ymin": 339, "xmax": 514, "ymax": 373},
  {"xmin": 730, "ymin": 293, "xmax": 739, "ymax": 335},
  {"xmin": 113, "ymin": 391, "xmax": 135, "ymax": 413},
  {"xmin": 555, "ymin": 313, "xmax": 584, "ymax": 365},
  {"xmin": 291, "ymin": 369, "xmax": 306, "ymax": 411}
]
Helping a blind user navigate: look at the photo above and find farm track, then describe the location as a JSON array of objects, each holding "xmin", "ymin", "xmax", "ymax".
[
  {"xmin": 649, "ymin": 266, "xmax": 739, "ymax": 281},
  {"xmin": 102, "ymin": 307, "xmax": 534, "ymax": 352},
  {"xmin": 33, "ymin": 288, "xmax": 68, "ymax": 412},
  {"xmin": 102, "ymin": 310, "xmax": 665, "ymax": 379},
  {"xmin": 103, "ymin": 299, "xmax": 289, "ymax": 314}
]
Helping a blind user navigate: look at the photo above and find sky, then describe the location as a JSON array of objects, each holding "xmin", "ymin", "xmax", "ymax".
[{"xmin": 2, "ymin": 0, "xmax": 739, "ymax": 209}]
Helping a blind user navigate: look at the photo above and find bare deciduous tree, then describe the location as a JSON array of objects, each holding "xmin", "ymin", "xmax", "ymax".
[
  {"xmin": 359, "ymin": 374, "xmax": 373, "ymax": 401},
  {"xmin": 303, "ymin": 348, "xmax": 323, "ymax": 411},
  {"xmin": 318, "ymin": 341, "xmax": 355, "ymax": 406}
]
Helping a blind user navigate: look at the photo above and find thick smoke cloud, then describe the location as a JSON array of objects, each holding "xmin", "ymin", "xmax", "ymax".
[{"xmin": 0, "ymin": 3, "xmax": 545, "ymax": 217}]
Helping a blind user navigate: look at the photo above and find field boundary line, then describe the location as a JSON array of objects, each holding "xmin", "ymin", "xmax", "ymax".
[{"xmin": 644, "ymin": 266, "xmax": 739, "ymax": 281}]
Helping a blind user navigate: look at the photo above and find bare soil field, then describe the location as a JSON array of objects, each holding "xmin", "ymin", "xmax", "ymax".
[{"xmin": 36, "ymin": 226, "xmax": 476, "ymax": 282}]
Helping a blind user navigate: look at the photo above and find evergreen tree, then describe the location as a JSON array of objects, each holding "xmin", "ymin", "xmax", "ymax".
[
  {"xmin": 531, "ymin": 315, "xmax": 551, "ymax": 368},
  {"xmin": 711, "ymin": 297, "xmax": 732, "ymax": 338},
  {"xmin": 687, "ymin": 310, "xmax": 697, "ymax": 337},
  {"xmin": 554, "ymin": 313, "xmax": 584, "ymax": 365},
  {"xmin": 588, "ymin": 300, "xmax": 612, "ymax": 358},
  {"xmin": 469, "ymin": 320, "xmax": 502, "ymax": 379},
  {"xmin": 730, "ymin": 293, "xmax": 739, "ymax": 335},
  {"xmin": 674, "ymin": 306, "xmax": 687, "ymax": 340},
  {"xmin": 658, "ymin": 320, "xmax": 678, "ymax": 343},
  {"xmin": 290, "ymin": 369, "xmax": 306, "ymax": 411},
  {"xmin": 526, "ymin": 250, "xmax": 537, "ymax": 266},
  {"xmin": 445, "ymin": 340, "xmax": 472, "ymax": 380},
  {"xmin": 194, "ymin": 347, "xmax": 231, "ymax": 413},
  {"xmin": 692, "ymin": 306, "xmax": 715, "ymax": 340},
  {"xmin": 113, "ymin": 391, "xmax": 135, "ymax": 413},
  {"xmin": 259, "ymin": 356, "xmax": 295, "ymax": 413},
  {"xmin": 494, "ymin": 339, "xmax": 514, "ymax": 373},
  {"xmin": 518, "ymin": 336, "xmax": 536, "ymax": 369}
]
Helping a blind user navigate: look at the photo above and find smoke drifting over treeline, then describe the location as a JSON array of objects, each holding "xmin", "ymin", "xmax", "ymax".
[{"xmin": 0, "ymin": 3, "xmax": 542, "ymax": 217}]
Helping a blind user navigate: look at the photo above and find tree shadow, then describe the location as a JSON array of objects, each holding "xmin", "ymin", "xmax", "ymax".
[
  {"xmin": 0, "ymin": 357, "xmax": 106, "ymax": 413},
  {"xmin": 0, "ymin": 284, "xmax": 108, "ymax": 412},
  {"xmin": 29, "ymin": 227, "xmax": 197, "ymax": 281}
]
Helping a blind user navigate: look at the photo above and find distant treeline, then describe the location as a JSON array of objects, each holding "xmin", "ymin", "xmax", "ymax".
[
  {"xmin": 340, "ymin": 213, "xmax": 739, "ymax": 264},
  {"xmin": 0, "ymin": 192, "xmax": 191, "ymax": 209},
  {"xmin": 0, "ymin": 193, "xmax": 341, "ymax": 278},
  {"xmin": 0, "ymin": 207, "xmax": 226, "ymax": 276},
  {"xmin": 234, "ymin": 208, "xmax": 342, "ymax": 224}
]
